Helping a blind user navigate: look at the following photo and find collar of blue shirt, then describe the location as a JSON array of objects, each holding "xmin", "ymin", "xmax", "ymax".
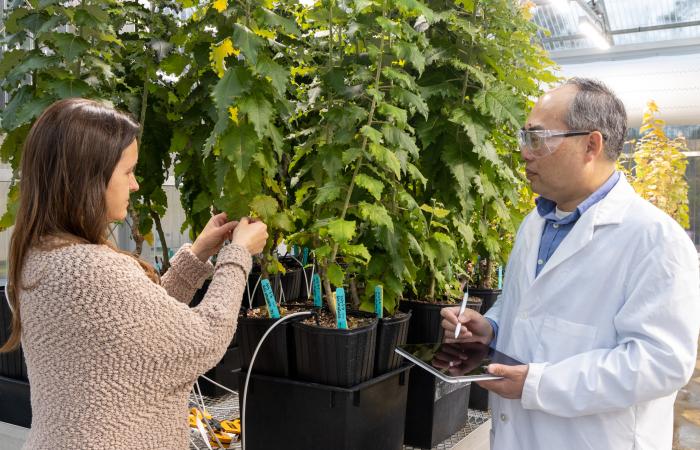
[{"xmin": 535, "ymin": 171, "xmax": 621, "ymax": 225}]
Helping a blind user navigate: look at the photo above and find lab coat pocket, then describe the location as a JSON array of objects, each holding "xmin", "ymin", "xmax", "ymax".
[{"xmin": 536, "ymin": 315, "xmax": 598, "ymax": 363}]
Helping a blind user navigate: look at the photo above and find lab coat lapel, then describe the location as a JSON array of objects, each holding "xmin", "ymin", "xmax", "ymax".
[{"xmin": 519, "ymin": 212, "xmax": 546, "ymax": 287}]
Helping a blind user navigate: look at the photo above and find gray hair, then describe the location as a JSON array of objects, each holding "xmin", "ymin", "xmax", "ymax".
[{"xmin": 563, "ymin": 78, "xmax": 627, "ymax": 161}]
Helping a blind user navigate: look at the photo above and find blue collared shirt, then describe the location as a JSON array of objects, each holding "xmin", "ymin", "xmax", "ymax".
[
  {"xmin": 535, "ymin": 171, "xmax": 620, "ymax": 276},
  {"xmin": 486, "ymin": 171, "xmax": 620, "ymax": 347}
]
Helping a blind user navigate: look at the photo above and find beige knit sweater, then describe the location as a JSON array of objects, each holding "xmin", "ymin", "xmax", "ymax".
[{"xmin": 19, "ymin": 242, "xmax": 251, "ymax": 449}]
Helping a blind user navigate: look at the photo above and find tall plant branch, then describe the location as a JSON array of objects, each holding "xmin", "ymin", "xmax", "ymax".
[
  {"xmin": 329, "ymin": 2, "xmax": 387, "ymax": 263},
  {"xmin": 148, "ymin": 200, "xmax": 170, "ymax": 273}
]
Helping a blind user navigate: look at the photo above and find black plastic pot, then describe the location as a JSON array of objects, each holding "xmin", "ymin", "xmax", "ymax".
[
  {"xmin": 198, "ymin": 346, "xmax": 241, "ymax": 396},
  {"xmin": 403, "ymin": 367, "xmax": 471, "ymax": 448},
  {"xmin": 399, "ymin": 299, "xmax": 482, "ymax": 344},
  {"xmin": 237, "ymin": 314, "xmax": 300, "ymax": 378},
  {"xmin": 293, "ymin": 318, "xmax": 377, "ymax": 388},
  {"xmin": 467, "ymin": 288, "xmax": 502, "ymax": 314},
  {"xmin": 0, "ymin": 375, "xmax": 31, "ymax": 428},
  {"xmin": 240, "ymin": 364, "xmax": 411, "ymax": 450},
  {"xmin": 280, "ymin": 267, "xmax": 304, "ymax": 303},
  {"xmin": 244, "ymin": 272, "xmax": 282, "ymax": 310},
  {"xmin": 0, "ymin": 286, "xmax": 28, "ymax": 381},
  {"xmin": 374, "ymin": 311, "xmax": 411, "ymax": 377}
]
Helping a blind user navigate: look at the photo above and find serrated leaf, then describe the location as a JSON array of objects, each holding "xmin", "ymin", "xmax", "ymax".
[
  {"xmin": 393, "ymin": 42, "xmax": 425, "ymax": 75},
  {"xmin": 382, "ymin": 125, "xmax": 419, "ymax": 157},
  {"xmin": 474, "ymin": 141, "xmax": 500, "ymax": 165},
  {"xmin": 238, "ymin": 93, "xmax": 274, "ymax": 139},
  {"xmin": 326, "ymin": 263, "xmax": 344, "ymax": 286},
  {"xmin": 259, "ymin": 8, "xmax": 300, "ymax": 36},
  {"xmin": 193, "ymin": 191, "xmax": 211, "ymax": 214},
  {"xmin": 390, "ymin": 86, "xmax": 428, "ymax": 118},
  {"xmin": 442, "ymin": 145, "xmax": 477, "ymax": 192},
  {"xmin": 41, "ymin": 32, "xmax": 90, "ymax": 60},
  {"xmin": 250, "ymin": 194, "xmax": 278, "ymax": 220},
  {"xmin": 271, "ymin": 211, "xmax": 294, "ymax": 232},
  {"xmin": 210, "ymin": 37, "xmax": 238, "ymax": 78},
  {"xmin": 420, "ymin": 204, "xmax": 450, "ymax": 218},
  {"xmin": 314, "ymin": 182, "xmax": 342, "ymax": 206},
  {"xmin": 212, "ymin": 65, "xmax": 252, "ymax": 113},
  {"xmin": 327, "ymin": 219, "xmax": 356, "ymax": 243},
  {"xmin": 449, "ymin": 108, "xmax": 489, "ymax": 146},
  {"xmin": 219, "ymin": 123, "xmax": 258, "ymax": 181},
  {"xmin": 233, "ymin": 23, "xmax": 264, "ymax": 65},
  {"xmin": 355, "ymin": 173, "xmax": 384, "ymax": 201},
  {"xmin": 369, "ymin": 143, "xmax": 401, "ymax": 179},
  {"xmin": 474, "ymin": 88, "xmax": 524, "ymax": 128},
  {"xmin": 360, "ymin": 125, "xmax": 383, "ymax": 144},
  {"xmin": 359, "ymin": 202, "xmax": 394, "ymax": 232},
  {"xmin": 378, "ymin": 102, "xmax": 407, "ymax": 127},
  {"xmin": 160, "ymin": 53, "xmax": 189, "ymax": 75},
  {"xmin": 407, "ymin": 163, "xmax": 427, "ymax": 187},
  {"xmin": 340, "ymin": 243, "xmax": 371, "ymax": 263},
  {"xmin": 254, "ymin": 56, "xmax": 288, "ymax": 96}
]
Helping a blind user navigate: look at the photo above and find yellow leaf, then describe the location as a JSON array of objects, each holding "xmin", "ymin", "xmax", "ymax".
[
  {"xmin": 209, "ymin": 38, "xmax": 239, "ymax": 78},
  {"xmin": 212, "ymin": 0, "xmax": 227, "ymax": 13},
  {"xmin": 252, "ymin": 26, "xmax": 276, "ymax": 40},
  {"xmin": 228, "ymin": 106, "xmax": 239, "ymax": 124},
  {"xmin": 144, "ymin": 231, "xmax": 155, "ymax": 246}
]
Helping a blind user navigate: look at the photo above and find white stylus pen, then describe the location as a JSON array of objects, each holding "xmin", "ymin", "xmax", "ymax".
[{"xmin": 454, "ymin": 289, "xmax": 469, "ymax": 339}]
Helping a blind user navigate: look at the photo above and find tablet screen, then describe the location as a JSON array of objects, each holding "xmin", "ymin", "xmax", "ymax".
[{"xmin": 395, "ymin": 342, "xmax": 524, "ymax": 382}]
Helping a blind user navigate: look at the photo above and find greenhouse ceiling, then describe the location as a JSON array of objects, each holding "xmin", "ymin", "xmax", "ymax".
[{"xmin": 532, "ymin": 0, "xmax": 700, "ymax": 63}]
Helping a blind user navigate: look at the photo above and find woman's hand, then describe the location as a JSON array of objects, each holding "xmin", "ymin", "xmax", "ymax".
[
  {"xmin": 231, "ymin": 217, "xmax": 268, "ymax": 255},
  {"xmin": 190, "ymin": 212, "xmax": 239, "ymax": 262}
]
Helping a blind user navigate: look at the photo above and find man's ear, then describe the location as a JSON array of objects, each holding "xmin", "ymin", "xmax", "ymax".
[{"xmin": 586, "ymin": 131, "xmax": 605, "ymax": 159}]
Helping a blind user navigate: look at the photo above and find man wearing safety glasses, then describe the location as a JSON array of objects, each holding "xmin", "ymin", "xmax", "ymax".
[{"xmin": 441, "ymin": 78, "xmax": 699, "ymax": 450}]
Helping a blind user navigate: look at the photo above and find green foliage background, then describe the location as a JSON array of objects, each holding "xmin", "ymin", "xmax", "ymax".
[{"xmin": 0, "ymin": 0, "xmax": 555, "ymax": 314}]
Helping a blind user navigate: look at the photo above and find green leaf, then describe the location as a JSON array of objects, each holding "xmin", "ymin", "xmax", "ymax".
[
  {"xmin": 393, "ymin": 42, "xmax": 426, "ymax": 75},
  {"xmin": 449, "ymin": 109, "xmax": 489, "ymax": 146},
  {"xmin": 390, "ymin": 86, "xmax": 428, "ymax": 118},
  {"xmin": 233, "ymin": 23, "xmax": 264, "ymax": 66},
  {"xmin": 360, "ymin": 125, "xmax": 383, "ymax": 144},
  {"xmin": 339, "ymin": 243, "xmax": 371, "ymax": 263},
  {"xmin": 219, "ymin": 123, "xmax": 258, "ymax": 181},
  {"xmin": 474, "ymin": 141, "xmax": 500, "ymax": 165},
  {"xmin": 259, "ymin": 8, "xmax": 300, "ymax": 36},
  {"xmin": 369, "ymin": 143, "xmax": 401, "ymax": 179},
  {"xmin": 442, "ymin": 145, "xmax": 477, "ymax": 192},
  {"xmin": 355, "ymin": 173, "xmax": 384, "ymax": 201},
  {"xmin": 1, "ymin": 89, "xmax": 52, "ymax": 130},
  {"xmin": 314, "ymin": 182, "xmax": 342, "ymax": 206},
  {"xmin": 41, "ymin": 32, "xmax": 89, "ymax": 60},
  {"xmin": 44, "ymin": 78, "xmax": 90, "ymax": 98},
  {"xmin": 378, "ymin": 102, "xmax": 407, "ymax": 127},
  {"xmin": 193, "ymin": 192, "xmax": 211, "ymax": 214},
  {"xmin": 238, "ymin": 93, "xmax": 274, "ymax": 139},
  {"xmin": 382, "ymin": 125, "xmax": 419, "ymax": 157},
  {"xmin": 407, "ymin": 163, "xmax": 427, "ymax": 187},
  {"xmin": 212, "ymin": 66, "xmax": 252, "ymax": 113},
  {"xmin": 254, "ymin": 56, "xmax": 288, "ymax": 96},
  {"xmin": 160, "ymin": 53, "xmax": 189, "ymax": 75},
  {"xmin": 250, "ymin": 194, "xmax": 278, "ymax": 220},
  {"xmin": 327, "ymin": 219, "xmax": 356, "ymax": 243},
  {"xmin": 420, "ymin": 203, "xmax": 450, "ymax": 218},
  {"xmin": 359, "ymin": 202, "xmax": 394, "ymax": 232},
  {"xmin": 474, "ymin": 88, "xmax": 524, "ymax": 128},
  {"xmin": 326, "ymin": 263, "xmax": 345, "ymax": 286}
]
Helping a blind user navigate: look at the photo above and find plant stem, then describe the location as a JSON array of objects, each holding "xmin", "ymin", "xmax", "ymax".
[
  {"xmin": 329, "ymin": 1, "xmax": 387, "ymax": 263},
  {"xmin": 148, "ymin": 202, "xmax": 170, "ymax": 273}
]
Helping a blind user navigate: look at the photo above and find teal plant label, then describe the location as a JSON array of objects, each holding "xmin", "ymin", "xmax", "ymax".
[
  {"xmin": 302, "ymin": 247, "xmax": 309, "ymax": 265},
  {"xmin": 374, "ymin": 285, "xmax": 383, "ymax": 318},
  {"xmin": 498, "ymin": 266, "xmax": 503, "ymax": 289},
  {"xmin": 312, "ymin": 274, "xmax": 322, "ymax": 307},
  {"xmin": 261, "ymin": 279, "xmax": 280, "ymax": 319},
  {"xmin": 292, "ymin": 245, "xmax": 299, "ymax": 256},
  {"xmin": 336, "ymin": 288, "xmax": 348, "ymax": 329}
]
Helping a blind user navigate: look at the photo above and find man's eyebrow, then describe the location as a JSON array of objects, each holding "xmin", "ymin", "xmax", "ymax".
[{"xmin": 523, "ymin": 125, "xmax": 544, "ymax": 131}]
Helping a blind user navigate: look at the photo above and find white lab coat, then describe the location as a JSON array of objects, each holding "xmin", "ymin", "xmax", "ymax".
[{"xmin": 484, "ymin": 175, "xmax": 700, "ymax": 450}]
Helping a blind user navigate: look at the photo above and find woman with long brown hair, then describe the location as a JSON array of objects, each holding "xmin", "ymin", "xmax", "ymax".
[{"xmin": 0, "ymin": 98, "xmax": 268, "ymax": 449}]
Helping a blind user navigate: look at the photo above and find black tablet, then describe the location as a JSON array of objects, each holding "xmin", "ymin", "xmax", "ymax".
[{"xmin": 395, "ymin": 342, "xmax": 525, "ymax": 383}]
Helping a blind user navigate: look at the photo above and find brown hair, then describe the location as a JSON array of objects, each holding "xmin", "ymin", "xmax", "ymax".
[{"xmin": 0, "ymin": 98, "xmax": 159, "ymax": 353}]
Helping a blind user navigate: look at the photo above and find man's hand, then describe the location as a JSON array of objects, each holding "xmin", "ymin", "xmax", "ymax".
[
  {"xmin": 441, "ymin": 306, "xmax": 494, "ymax": 345},
  {"xmin": 476, "ymin": 364, "xmax": 529, "ymax": 400}
]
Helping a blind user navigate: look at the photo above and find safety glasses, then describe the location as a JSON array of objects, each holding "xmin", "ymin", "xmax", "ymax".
[{"xmin": 517, "ymin": 129, "xmax": 592, "ymax": 159}]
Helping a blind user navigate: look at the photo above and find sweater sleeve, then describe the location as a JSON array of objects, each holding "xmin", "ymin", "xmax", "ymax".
[
  {"xmin": 74, "ymin": 243, "xmax": 252, "ymax": 385},
  {"xmin": 160, "ymin": 243, "xmax": 214, "ymax": 304}
]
